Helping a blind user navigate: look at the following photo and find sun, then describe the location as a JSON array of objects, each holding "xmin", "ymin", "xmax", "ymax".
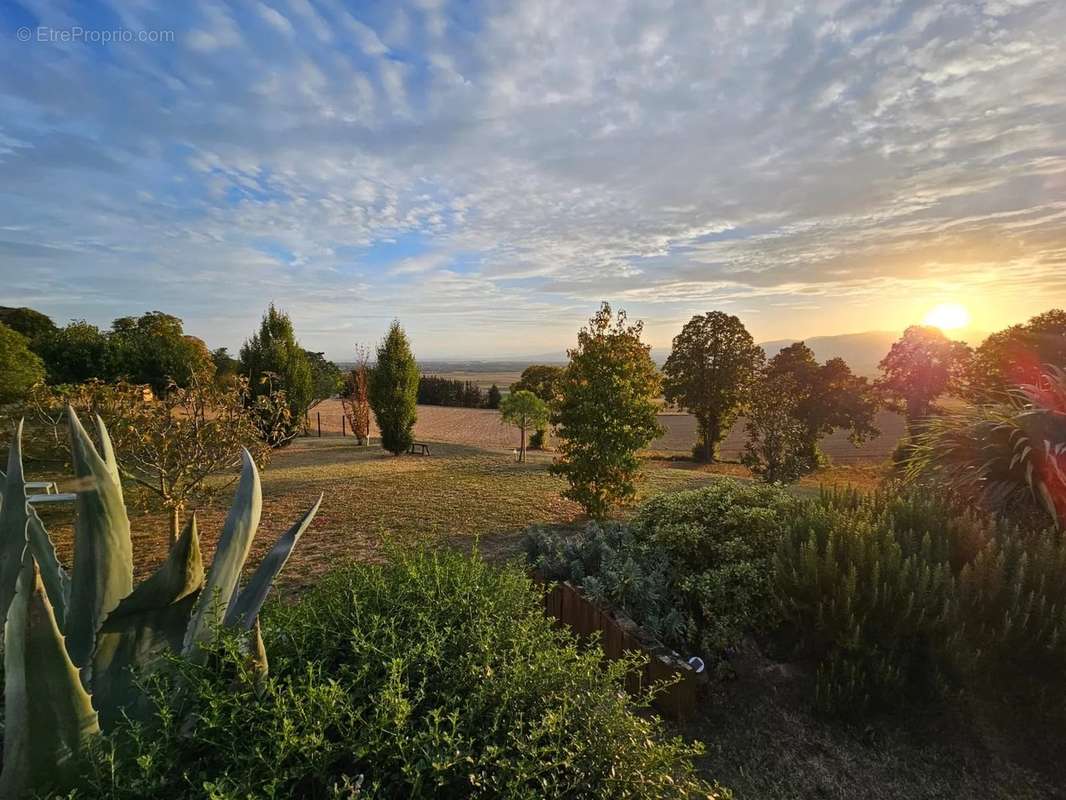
[{"xmin": 922, "ymin": 302, "xmax": 970, "ymax": 331}]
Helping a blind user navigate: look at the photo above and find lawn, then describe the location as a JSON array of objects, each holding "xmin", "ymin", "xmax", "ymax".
[{"xmin": 37, "ymin": 436, "xmax": 734, "ymax": 587}]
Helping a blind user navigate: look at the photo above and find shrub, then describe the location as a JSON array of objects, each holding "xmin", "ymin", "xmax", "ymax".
[
  {"xmin": 951, "ymin": 524, "xmax": 1066, "ymax": 687},
  {"xmin": 527, "ymin": 481, "xmax": 797, "ymax": 668},
  {"xmin": 79, "ymin": 550, "xmax": 724, "ymax": 799},
  {"xmin": 632, "ymin": 482, "xmax": 797, "ymax": 660},
  {"xmin": 774, "ymin": 488, "xmax": 962, "ymax": 713}
]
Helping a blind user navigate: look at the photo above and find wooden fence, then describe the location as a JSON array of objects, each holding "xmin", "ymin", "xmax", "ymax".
[{"xmin": 535, "ymin": 578, "xmax": 698, "ymax": 721}]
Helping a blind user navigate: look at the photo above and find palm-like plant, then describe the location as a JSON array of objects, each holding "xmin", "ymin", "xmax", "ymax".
[{"xmin": 905, "ymin": 365, "xmax": 1066, "ymax": 529}]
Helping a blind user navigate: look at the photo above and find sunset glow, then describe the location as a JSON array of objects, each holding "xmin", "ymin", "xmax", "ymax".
[{"xmin": 922, "ymin": 303, "xmax": 971, "ymax": 331}]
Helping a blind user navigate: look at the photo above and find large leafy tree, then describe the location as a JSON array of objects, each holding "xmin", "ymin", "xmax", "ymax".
[
  {"xmin": 0, "ymin": 323, "xmax": 45, "ymax": 404},
  {"xmin": 968, "ymin": 309, "xmax": 1066, "ymax": 398},
  {"xmin": 240, "ymin": 304, "xmax": 314, "ymax": 443},
  {"xmin": 34, "ymin": 320, "xmax": 113, "ymax": 385},
  {"xmin": 109, "ymin": 311, "xmax": 214, "ymax": 393},
  {"xmin": 499, "ymin": 390, "xmax": 549, "ymax": 462},
  {"xmin": 551, "ymin": 303, "xmax": 662, "ymax": 517},
  {"xmin": 510, "ymin": 365, "xmax": 564, "ymax": 404},
  {"xmin": 764, "ymin": 342, "xmax": 879, "ymax": 468},
  {"xmin": 304, "ymin": 350, "xmax": 344, "ymax": 408},
  {"xmin": 662, "ymin": 311, "xmax": 763, "ymax": 462},
  {"xmin": 741, "ymin": 371, "xmax": 810, "ymax": 484},
  {"xmin": 0, "ymin": 306, "xmax": 56, "ymax": 342},
  {"xmin": 368, "ymin": 321, "xmax": 419, "ymax": 455},
  {"xmin": 877, "ymin": 325, "xmax": 971, "ymax": 427}
]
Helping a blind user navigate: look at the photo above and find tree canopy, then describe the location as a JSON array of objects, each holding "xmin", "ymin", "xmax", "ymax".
[
  {"xmin": 34, "ymin": 320, "xmax": 112, "ymax": 385},
  {"xmin": 368, "ymin": 321, "xmax": 419, "ymax": 455},
  {"xmin": 499, "ymin": 389, "xmax": 549, "ymax": 462},
  {"xmin": 0, "ymin": 306, "xmax": 55, "ymax": 342},
  {"xmin": 551, "ymin": 302, "xmax": 662, "ymax": 517},
  {"xmin": 877, "ymin": 325, "xmax": 971, "ymax": 425},
  {"xmin": 662, "ymin": 311, "xmax": 764, "ymax": 462},
  {"xmin": 239, "ymin": 304, "xmax": 314, "ymax": 442},
  {"xmin": 304, "ymin": 350, "xmax": 344, "ymax": 408},
  {"xmin": 510, "ymin": 365, "xmax": 564, "ymax": 404},
  {"xmin": 0, "ymin": 323, "xmax": 45, "ymax": 404},
  {"xmin": 764, "ymin": 342, "xmax": 879, "ymax": 468},
  {"xmin": 109, "ymin": 311, "xmax": 213, "ymax": 393},
  {"xmin": 968, "ymin": 309, "xmax": 1066, "ymax": 398}
]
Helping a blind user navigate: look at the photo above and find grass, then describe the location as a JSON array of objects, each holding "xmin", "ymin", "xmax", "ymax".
[{"xmin": 37, "ymin": 436, "xmax": 734, "ymax": 587}]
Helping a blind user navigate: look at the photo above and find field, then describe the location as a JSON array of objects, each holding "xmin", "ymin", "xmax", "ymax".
[
  {"xmin": 37, "ymin": 436, "xmax": 735, "ymax": 587},
  {"xmin": 312, "ymin": 399, "xmax": 907, "ymax": 460},
  {"xmin": 27, "ymin": 421, "xmax": 1060, "ymax": 798}
]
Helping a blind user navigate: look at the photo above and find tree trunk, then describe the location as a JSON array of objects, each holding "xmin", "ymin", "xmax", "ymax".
[
  {"xmin": 520, "ymin": 427, "xmax": 526, "ymax": 463},
  {"xmin": 169, "ymin": 506, "xmax": 181, "ymax": 547}
]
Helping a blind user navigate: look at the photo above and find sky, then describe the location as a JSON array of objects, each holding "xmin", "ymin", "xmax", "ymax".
[{"xmin": 1, "ymin": 0, "xmax": 1064, "ymax": 360}]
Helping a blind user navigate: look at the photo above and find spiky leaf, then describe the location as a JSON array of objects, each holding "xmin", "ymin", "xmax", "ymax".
[
  {"xmin": 182, "ymin": 449, "xmax": 261, "ymax": 658},
  {"xmin": 225, "ymin": 494, "xmax": 321, "ymax": 630},
  {"xmin": 26, "ymin": 509, "xmax": 70, "ymax": 628},
  {"xmin": 65, "ymin": 409, "xmax": 133, "ymax": 669},
  {"xmin": 0, "ymin": 556, "xmax": 100, "ymax": 798},
  {"xmin": 0, "ymin": 420, "xmax": 29, "ymax": 624},
  {"xmin": 92, "ymin": 516, "xmax": 204, "ymax": 730}
]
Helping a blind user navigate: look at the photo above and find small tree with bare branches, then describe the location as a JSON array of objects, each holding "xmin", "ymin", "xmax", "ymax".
[{"xmin": 342, "ymin": 344, "xmax": 372, "ymax": 444}]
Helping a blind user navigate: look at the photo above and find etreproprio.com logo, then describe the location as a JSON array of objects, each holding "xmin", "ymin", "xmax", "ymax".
[{"xmin": 16, "ymin": 26, "xmax": 175, "ymax": 44}]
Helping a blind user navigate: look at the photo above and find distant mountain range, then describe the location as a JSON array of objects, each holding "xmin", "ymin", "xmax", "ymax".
[{"xmin": 352, "ymin": 329, "xmax": 988, "ymax": 378}]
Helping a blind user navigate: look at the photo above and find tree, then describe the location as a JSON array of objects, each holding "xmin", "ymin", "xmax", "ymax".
[
  {"xmin": 551, "ymin": 303, "xmax": 662, "ymax": 517},
  {"xmin": 500, "ymin": 390, "xmax": 549, "ymax": 462},
  {"xmin": 211, "ymin": 347, "xmax": 241, "ymax": 387},
  {"xmin": 741, "ymin": 372, "xmax": 810, "ymax": 484},
  {"xmin": 341, "ymin": 345, "xmax": 372, "ymax": 444},
  {"xmin": 304, "ymin": 350, "xmax": 343, "ymax": 408},
  {"xmin": 968, "ymin": 309, "xmax": 1066, "ymax": 398},
  {"xmin": 510, "ymin": 364, "xmax": 562, "ymax": 444},
  {"xmin": 368, "ymin": 321, "xmax": 419, "ymax": 455},
  {"xmin": 14, "ymin": 377, "xmax": 276, "ymax": 545},
  {"xmin": 764, "ymin": 342, "xmax": 879, "ymax": 469},
  {"xmin": 239, "ymin": 304, "xmax": 314, "ymax": 444},
  {"xmin": 511, "ymin": 365, "xmax": 564, "ymax": 404},
  {"xmin": 0, "ymin": 306, "xmax": 55, "ymax": 342},
  {"xmin": 662, "ymin": 312, "xmax": 764, "ymax": 462},
  {"xmin": 485, "ymin": 384, "xmax": 502, "ymax": 409},
  {"xmin": 0, "ymin": 323, "xmax": 45, "ymax": 404},
  {"xmin": 108, "ymin": 312, "xmax": 214, "ymax": 393},
  {"xmin": 35, "ymin": 320, "xmax": 112, "ymax": 384},
  {"xmin": 877, "ymin": 325, "xmax": 971, "ymax": 427}
]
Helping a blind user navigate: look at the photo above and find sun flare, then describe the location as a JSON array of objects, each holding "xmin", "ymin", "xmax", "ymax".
[{"xmin": 922, "ymin": 302, "xmax": 970, "ymax": 331}]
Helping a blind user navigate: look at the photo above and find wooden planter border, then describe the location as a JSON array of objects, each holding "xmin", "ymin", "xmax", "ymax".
[{"xmin": 532, "ymin": 575, "xmax": 698, "ymax": 721}]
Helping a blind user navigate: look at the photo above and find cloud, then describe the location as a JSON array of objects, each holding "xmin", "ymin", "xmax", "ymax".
[{"xmin": 1, "ymin": 0, "xmax": 1064, "ymax": 358}]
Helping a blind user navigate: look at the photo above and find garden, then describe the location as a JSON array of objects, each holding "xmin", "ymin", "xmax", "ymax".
[{"xmin": 0, "ymin": 302, "xmax": 1064, "ymax": 797}]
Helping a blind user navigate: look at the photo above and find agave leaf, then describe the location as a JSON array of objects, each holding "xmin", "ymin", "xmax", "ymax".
[
  {"xmin": 225, "ymin": 494, "xmax": 321, "ymax": 630},
  {"xmin": 27, "ymin": 509, "xmax": 70, "ymax": 629},
  {"xmin": 0, "ymin": 420, "xmax": 29, "ymax": 625},
  {"xmin": 0, "ymin": 555, "xmax": 100, "ymax": 798},
  {"xmin": 65, "ymin": 409, "xmax": 134, "ymax": 669},
  {"xmin": 182, "ymin": 449, "xmax": 262, "ymax": 658},
  {"xmin": 92, "ymin": 516, "xmax": 204, "ymax": 731}
]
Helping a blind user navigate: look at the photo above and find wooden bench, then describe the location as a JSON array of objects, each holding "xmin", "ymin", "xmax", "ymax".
[
  {"xmin": 408, "ymin": 442, "xmax": 431, "ymax": 456},
  {"xmin": 25, "ymin": 481, "xmax": 58, "ymax": 495}
]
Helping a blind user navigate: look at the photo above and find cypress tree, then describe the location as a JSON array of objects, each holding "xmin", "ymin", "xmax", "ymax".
[{"xmin": 369, "ymin": 321, "xmax": 419, "ymax": 455}]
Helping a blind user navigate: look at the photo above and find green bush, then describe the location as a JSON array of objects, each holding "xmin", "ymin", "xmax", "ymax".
[
  {"xmin": 952, "ymin": 525, "xmax": 1066, "ymax": 687},
  {"xmin": 527, "ymin": 481, "xmax": 797, "ymax": 668},
  {"xmin": 774, "ymin": 488, "xmax": 961, "ymax": 713},
  {"xmin": 774, "ymin": 487, "xmax": 1066, "ymax": 713},
  {"xmin": 76, "ymin": 549, "xmax": 723, "ymax": 799},
  {"xmin": 632, "ymin": 482, "xmax": 797, "ymax": 661}
]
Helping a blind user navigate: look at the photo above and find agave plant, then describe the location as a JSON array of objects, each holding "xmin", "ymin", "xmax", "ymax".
[
  {"xmin": 0, "ymin": 409, "xmax": 321, "ymax": 797},
  {"xmin": 905, "ymin": 365, "xmax": 1066, "ymax": 529}
]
